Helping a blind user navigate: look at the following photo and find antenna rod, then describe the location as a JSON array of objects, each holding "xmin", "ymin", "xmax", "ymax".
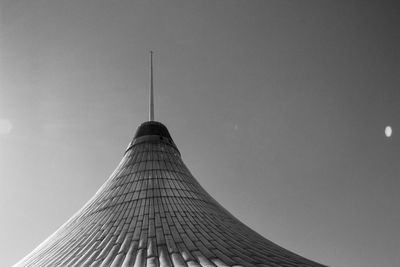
[{"xmin": 149, "ymin": 51, "xmax": 154, "ymax": 121}]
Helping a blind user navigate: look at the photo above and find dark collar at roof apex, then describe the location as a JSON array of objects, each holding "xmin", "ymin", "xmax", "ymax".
[
  {"xmin": 134, "ymin": 121, "xmax": 173, "ymax": 140},
  {"xmin": 125, "ymin": 120, "xmax": 180, "ymax": 155}
]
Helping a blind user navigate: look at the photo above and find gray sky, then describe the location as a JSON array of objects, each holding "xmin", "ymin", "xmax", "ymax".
[{"xmin": 1, "ymin": 1, "xmax": 399, "ymax": 266}]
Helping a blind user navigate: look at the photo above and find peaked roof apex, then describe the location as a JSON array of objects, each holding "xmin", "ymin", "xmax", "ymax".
[
  {"xmin": 134, "ymin": 121, "xmax": 172, "ymax": 140},
  {"xmin": 126, "ymin": 121, "xmax": 179, "ymax": 154}
]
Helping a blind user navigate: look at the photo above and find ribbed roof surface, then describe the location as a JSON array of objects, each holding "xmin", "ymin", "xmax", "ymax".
[{"xmin": 15, "ymin": 121, "xmax": 326, "ymax": 267}]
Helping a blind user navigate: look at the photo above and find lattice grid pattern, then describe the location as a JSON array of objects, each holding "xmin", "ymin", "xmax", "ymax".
[{"xmin": 15, "ymin": 126, "xmax": 326, "ymax": 267}]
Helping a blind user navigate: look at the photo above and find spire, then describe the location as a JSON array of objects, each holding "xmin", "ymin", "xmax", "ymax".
[
  {"xmin": 14, "ymin": 54, "xmax": 327, "ymax": 267},
  {"xmin": 149, "ymin": 51, "xmax": 154, "ymax": 121}
]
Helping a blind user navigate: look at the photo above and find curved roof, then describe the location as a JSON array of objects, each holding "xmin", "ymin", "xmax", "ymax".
[{"xmin": 15, "ymin": 121, "xmax": 326, "ymax": 267}]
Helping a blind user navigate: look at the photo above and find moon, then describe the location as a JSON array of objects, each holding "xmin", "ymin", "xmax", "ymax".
[{"xmin": 385, "ymin": 126, "xmax": 392, "ymax": 137}]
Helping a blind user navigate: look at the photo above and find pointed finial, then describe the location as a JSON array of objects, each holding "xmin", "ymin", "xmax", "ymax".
[{"xmin": 149, "ymin": 51, "xmax": 154, "ymax": 121}]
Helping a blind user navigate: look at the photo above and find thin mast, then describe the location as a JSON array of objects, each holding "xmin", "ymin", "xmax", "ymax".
[{"xmin": 149, "ymin": 51, "xmax": 154, "ymax": 121}]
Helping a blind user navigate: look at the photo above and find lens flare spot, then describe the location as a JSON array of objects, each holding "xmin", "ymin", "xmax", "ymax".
[
  {"xmin": 385, "ymin": 126, "xmax": 392, "ymax": 138},
  {"xmin": 0, "ymin": 119, "xmax": 13, "ymax": 135}
]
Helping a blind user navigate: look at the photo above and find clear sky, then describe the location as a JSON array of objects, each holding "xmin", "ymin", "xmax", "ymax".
[{"xmin": 1, "ymin": 1, "xmax": 399, "ymax": 266}]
